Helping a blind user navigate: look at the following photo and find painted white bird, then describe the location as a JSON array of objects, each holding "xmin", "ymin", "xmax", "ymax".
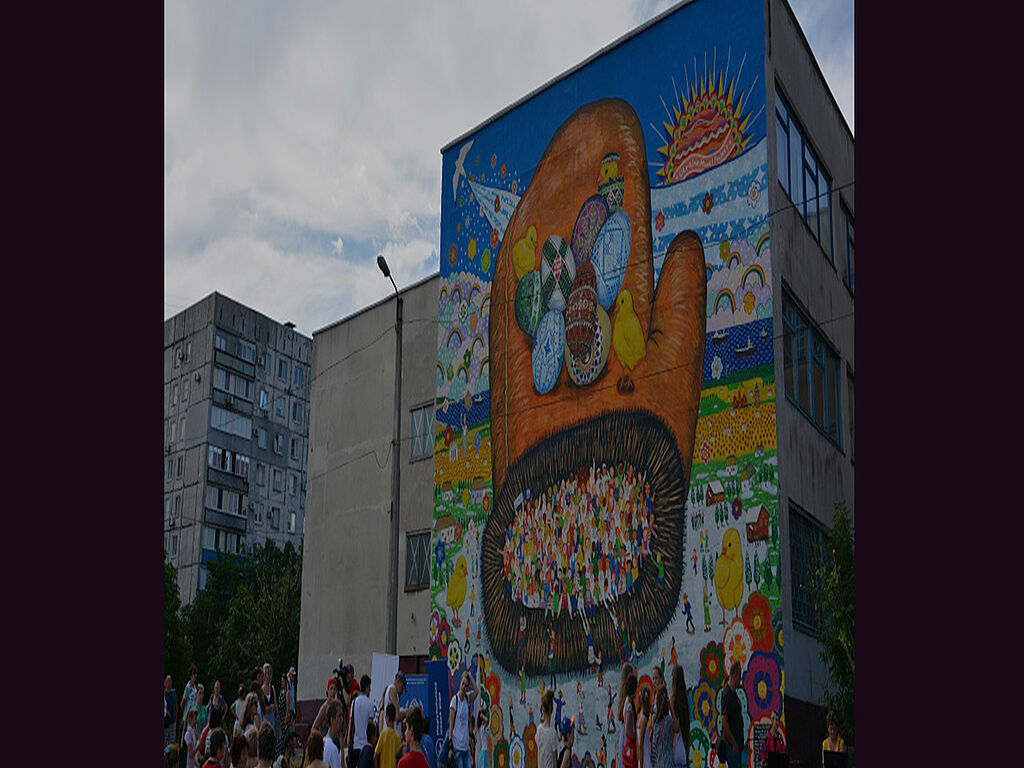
[{"xmin": 453, "ymin": 139, "xmax": 475, "ymax": 201}]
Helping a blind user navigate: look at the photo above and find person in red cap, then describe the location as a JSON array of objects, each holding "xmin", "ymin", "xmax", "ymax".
[{"xmin": 312, "ymin": 677, "xmax": 342, "ymax": 738}]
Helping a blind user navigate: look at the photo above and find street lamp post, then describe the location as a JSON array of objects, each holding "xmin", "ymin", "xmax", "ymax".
[{"xmin": 377, "ymin": 255, "xmax": 402, "ymax": 656}]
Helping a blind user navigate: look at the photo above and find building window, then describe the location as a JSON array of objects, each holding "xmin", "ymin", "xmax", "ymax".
[
  {"xmin": 406, "ymin": 531, "xmax": 430, "ymax": 589},
  {"xmin": 214, "ymin": 331, "xmax": 230, "ymax": 352},
  {"xmin": 409, "ymin": 403, "xmax": 435, "ymax": 462},
  {"xmin": 272, "ymin": 469, "xmax": 284, "ymax": 493},
  {"xmin": 847, "ymin": 371, "xmax": 855, "ymax": 462},
  {"xmin": 171, "ymin": 533, "xmax": 178, "ymax": 556},
  {"xmin": 255, "ymin": 463, "xmax": 266, "ymax": 486},
  {"xmin": 789, "ymin": 504, "xmax": 827, "ymax": 632},
  {"xmin": 185, "ymin": 341, "xmax": 192, "ymax": 362},
  {"xmin": 276, "ymin": 397, "xmax": 286, "ymax": 418},
  {"xmin": 174, "ymin": 345, "xmax": 182, "ymax": 368},
  {"xmin": 263, "ymin": 352, "xmax": 273, "ymax": 375},
  {"xmin": 214, "ymin": 368, "xmax": 253, "ymax": 401},
  {"xmin": 288, "ymin": 473, "xmax": 298, "ymax": 496},
  {"xmin": 174, "ymin": 494, "xmax": 182, "ymax": 517},
  {"xmin": 259, "ymin": 389, "xmax": 269, "ymax": 411},
  {"xmin": 841, "ymin": 202, "xmax": 854, "ymax": 295},
  {"xmin": 287, "ymin": 511, "xmax": 296, "ymax": 533},
  {"xmin": 781, "ymin": 291, "xmax": 842, "ymax": 447},
  {"xmin": 179, "ymin": 417, "xmax": 186, "ymax": 441},
  {"xmin": 254, "ymin": 502, "xmax": 264, "ymax": 525},
  {"xmin": 290, "ymin": 437, "xmax": 301, "ymax": 460},
  {"xmin": 257, "ymin": 428, "xmax": 268, "ymax": 450},
  {"xmin": 209, "ymin": 446, "xmax": 225, "ymax": 470},
  {"xmin": 176, "ymin": 455, "xmax": 183, "ymax": 479},
  {"xmin": 776, "ymin": 87, "xmax": 832, "ymax": 261},
  {"xmin": 205, "ymin": 486, "xmax": 242, "ymax": 515},
  {"xmin": 169, "ymin": 420, "xmax": 177, "ymax": 443},
  {"xmin": 294, "ymin": 366, "xmax": 305, "ymax": 388},
  {"xmin": 165, "ymin": 496, "xmax": 172, "ymax": 521},
  {"xmin": 236, "ymin": 339, "xmax": 256, "ymax": 363},
  {"xmin": 274, "ymin": 433, "xmax": 284, "ymax": 455},
  {"xmin": 211, "ymin": 406, "xmax": 252, "ymax": 439},
  {"xmin": 291, "ymin": 401, "xmax": 302, "ymax": 425},
  {"xmin": 181, "ymin": 379, "xmax": 188, "ymax": 402},
  {"xmin": 278, "ymin": 358, "xmax": 289, "ymax": 382},
  {"xmin": 166, "ymin": 458, "xmax": 174, "ymax": 481},
  {"xmin": 172, "ymin": 383, "xmax": 179, "ymax": 406},
  {"xmin": 203, "ymin": 526, "xmax": 243, "ymax": 555},
  {"xmin": 271, "ymin": 506, "xmax": 281, "ymax": 529}
]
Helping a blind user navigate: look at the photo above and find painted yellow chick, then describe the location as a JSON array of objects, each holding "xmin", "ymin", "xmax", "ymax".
[
  {"xmin": 446, "ymin": 555, "xmax": 468, "ymax": 626},
  {"xmin": 612, "ymin": 289, "xmax": 646, "ymax": 393},
  {"xmin": 600, "ymin": 153, "xmax": 620, "ymax": 183},
  {"xmin": 512, "ymin": 225, "xmax": 538, "ymax": 280},
  {"xmin": 714, "ymin": 528, "xmax": 744, "ymax": 625}
]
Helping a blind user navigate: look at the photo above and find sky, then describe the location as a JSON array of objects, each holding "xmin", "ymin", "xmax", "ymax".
[{"xmin": 164, "ymin": 0, "xmax": 853, "ymax": 336}]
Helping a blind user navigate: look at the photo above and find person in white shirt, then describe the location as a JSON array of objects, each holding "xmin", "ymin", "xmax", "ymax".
[
  {"xmin": 323, "ymin": 699, "xmax": 345, "ymax": 768},
  {"xmin": 183, "ymin": 708, "xmax": 200, "ymax": 768},
  {"xmin": 349, "ymin": 675, "xmax": 374, "ymax": 768},
  {"xmin": 381, "ymin": 671, "xmax": 409, "ymax": 741},
  {"xmin": 448, "ymin": 671, "xmax": 479, "ymax": 768},
  {"xmin": 536, "ymin": 691, "xmax": 558, "ymax": 768}
]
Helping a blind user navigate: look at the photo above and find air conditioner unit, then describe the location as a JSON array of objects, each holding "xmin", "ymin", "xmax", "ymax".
[
  {"xmin": 258, "ymin": 354, "xmax": 265, "ymax": 365},
  {"xmin": 249, "ymin": 502, "xmax": 255, "ymax": 511},
  {"xmin": 177, "ymin": 350, "xmax": 184, "ymax": 360},
  {"xmin": 252, "ymin": 428, "xmax": 259, "ymax": 437},
  {"xmin": 226, "ymin": 395, "xmax": 234, "ymax": 406},
  {"xmin": 194, "ymin": 373, "xmax": 201, "ymax": 382},
  {"xmin": 166, "ymin": 444, "xmax": 172, "ymax": 454}
]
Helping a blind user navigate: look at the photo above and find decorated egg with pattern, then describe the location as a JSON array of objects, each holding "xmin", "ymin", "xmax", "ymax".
[
  {"xmin": 531, "ymin": 309, "xmax": 564, "ymax": 395},
  {"xmin": 592, "ymin": 209, "xmax": 632, "ymax": 310},
  {"xmin": 539, "ymin": 235, "xmax": 575, "ymax": 312},
  {"xmin": 565, "ymin": 304, "xmax": 611, "ymax": 386},
  {"xmin": 571, "ymin": 195, "xmax": 609, "ymax": 266},
  {"xmin": 514, "ymin": 270, "xmax": 544, "ymax": 338},
  {"xmin": 564, "ymin": 261, "xmax": 598, "ymax": 361}
]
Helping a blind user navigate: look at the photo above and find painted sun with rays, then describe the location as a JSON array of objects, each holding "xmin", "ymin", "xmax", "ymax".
[{"xmin": 656, "ymin": 48, "xmax": 760, "ymax": 185}]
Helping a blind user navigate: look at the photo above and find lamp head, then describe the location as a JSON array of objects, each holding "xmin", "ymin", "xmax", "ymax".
[{"xmin": 376, "ymin": 255, "xmax": 391, "ymax": 278}]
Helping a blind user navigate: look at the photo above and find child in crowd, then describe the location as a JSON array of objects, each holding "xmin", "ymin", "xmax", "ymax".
[{"xmin": 376, "ymin": 704, "xmax": 404, "ymax": 768}]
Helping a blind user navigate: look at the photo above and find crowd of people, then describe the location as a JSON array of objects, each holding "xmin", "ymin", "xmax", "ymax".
[
  {"xmin": 501, "ymin": 462, "xmax": 656, "ymax": 614},
  {"xmin": 164, "ymin": 661, "xmax": 298, "ymax": 768},
  {"xmin": 165, "ymin": 655, "xmax": 843, "ymax": 768}
]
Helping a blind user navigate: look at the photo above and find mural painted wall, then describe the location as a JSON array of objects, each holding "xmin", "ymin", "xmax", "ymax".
[{"xmin": 430, "ymin": 2, "xmax": 782, "ymax": 767}]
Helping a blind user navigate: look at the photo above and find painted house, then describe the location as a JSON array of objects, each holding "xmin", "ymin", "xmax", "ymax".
[
  {"xmin": 435, "ymin": 515, "xmax": 458, "ymax": 545},
  {"xmin": 740, "ymin": 464, "xmax": 756, "ymax": 491},
  {"xmin": 470, "ymin": 476, "xmax": 486, "ymax": 505},
  {"xmin": 706, "ymin": 481, "xmax": 725, "ymax": 505},
  {"xmin": 441, "ymin": 481, "xmax": 454, "ymax": 502},
  {"xmin": 745, "ymin": 505, "xmax": 770, "ymax": 542},
  {"xmin": 725, "ymin": 455, "xmax": 738, "ymax": 476}
]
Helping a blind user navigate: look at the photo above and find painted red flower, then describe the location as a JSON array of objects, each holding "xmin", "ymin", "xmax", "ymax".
[
  {"xmin": 741, "ymin": 592, "xmax": 773, "ymax": 652},
  {"xmin": 655, "ymin": 210, "xmax": 665, "ymax": 232},
  {"xmin": 491, "ymin": 228, "xmax": 500, "ymax": 248},
  {"xmin": 449, "ymin": 244, "xmax": 458, "ymax": 266},
  {"xmin": 699, "ymin": 642, "xmax": 725, "ymax": 689}
]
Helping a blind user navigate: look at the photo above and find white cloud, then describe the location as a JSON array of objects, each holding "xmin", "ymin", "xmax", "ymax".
[{"xmin": 165, "ymin": 0, "xmax": 853, "ymax": 332}]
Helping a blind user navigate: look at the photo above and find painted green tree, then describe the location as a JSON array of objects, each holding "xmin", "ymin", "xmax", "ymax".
[{"xmin": 813, "ymin": 501, "xmax": 855, "ymax": 743}]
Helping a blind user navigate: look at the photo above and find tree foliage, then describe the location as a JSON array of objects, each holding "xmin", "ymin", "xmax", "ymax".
[
  {"xmin": 814, "ymin": 501, "xmax": 855, "ymax": 742},
  {"xmin": 175, "ymin": 541, "xmax": 303, "ymax": 696},
  {"xmin": 165, "ymin": 557, "xmax": 193, "ymax": 689}
]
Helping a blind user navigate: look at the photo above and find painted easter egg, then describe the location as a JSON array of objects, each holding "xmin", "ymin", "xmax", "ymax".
[
  {"xmin": 592, "ymin": 209, "xmax": 632, "ymax": 310},
  {"xmin": 514, "ymin": 270, "xmax": 544, "ymax": 338},
  {"xmin": 565, "ymin": 304, "xmax": 611, "ymax": 386},
  {"xmin": 540, "ymin": 235, "xmax": 575, "ymax": 312},
  {"xmin": 564, "ymin": 261, "xmax": 598, "ymax": 361},
  {"xmin": 598, "ymin": 176, "xmax": 625, "ymax": 211},
  {"xmin": 532, "ymin": 310, "xmax": 564, "ymax": 395},
  {"xmin": 571, "ymin": 195, "xmax": 609, "ymax": 266}
]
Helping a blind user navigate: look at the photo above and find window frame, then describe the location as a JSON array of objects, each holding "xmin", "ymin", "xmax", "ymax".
[
  {"xmin": 775, "ymin": 86, "xmax": 833, "ymax": 263},
  {"xmin": 841, "ymin": 201, "xmax": 855, "ymax": 296},
  {"xmin": 781, "ymin": 289, "xmax": 844, "ymax": 449},
  {"xmin": 409, "ymin": 402, "xmax": 435, "ymax": 462},
  {"xmin": 405, "ymin": 530, "xmax": 431, "ymax": 591},
  {"xmin": 789, "ymin": 503, "xmax": 828, "ymax": 635}
]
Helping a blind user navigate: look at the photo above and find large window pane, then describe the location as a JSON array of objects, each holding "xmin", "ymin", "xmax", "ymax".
[
  {"xmin": 819, "ymin": 168, "xmax": 832, "ymax": 261},
  {"xmin": 812, "ymin": 356, "xmax": 825, "ymax": 426},
  {"xmin": 805, "ymin": 164, "xmax": 819, "ymax": 241},
  {"xmin": 790, "ymin": 127, "xmax": 804, "ymax": 216},
  {"xmin": 796, "ymin": 320, "xmax": 810, "ymax": 413},
  {"xmin": 776, "ymin": 109, "xmax": 789, "ymax": 195},
  {"xmin": 783, "ymin": 317, "xmax": 794, "ymax": 398}
]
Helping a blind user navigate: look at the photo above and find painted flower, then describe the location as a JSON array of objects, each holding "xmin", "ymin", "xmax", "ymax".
[
  {"xmin": 718, "ymin": 240, "xmax": 730, "ymax": 261},
  {"xmin": 746, "ymin": 179, "xmax": 761, "ymax": 208},
  {"xmin": 491, "ymin": 228, "xmax": 500, "ymax": 248},
  {"xmin": 487, "ymin": 672, "xmax": 502, "ymax": 707},
  {"xmin": 445, "ymin": 426, "xmax": 454, "ymax": 446},
  {"xmin": 501, "ymin": 164, "xmax": 507, "ymax": 180},
  {"xmin": 512, "ymin": 179, "xmax": 519, "ymax": 194},
  {"xmin": 570, "ymin": 756, "xmax": 582, "ymax": 768},
  {"xmin": 772, "ymin": 610, "xmax": 784, "ymax": 653},
  {"xmin": 581, "ymin": 752, "xmax": 595, "ymax": 768},
  {"xmin": 723, "ymin": 619, "xmax": 752, "ymax": 671},
  {"xmin": 689, "ymin": 726, "xmax": 710, "ymax": 768},
  {"xmin": 449, "ymin": 244, "xmax": 458, "ymax": 266},
  {"xmin": 742, "ymin": 593, "xmax": 773, "ymax": 652},
  {"xmin": 742, "ymin": 651, "xmax": 781, "ymax": 723},
  {"xmin": 700, "ymin": 441, "xmax": 712, "ymax": 463},
  {"xmin": 700, "ymin": 642, "xmax": 725, "ymax": 689},
  {"xmin": 693, "ymin": 681, "xmax": 718, "ymax": 733},
  {"xmin": 435, "ymin": 542, "xmax": 446, "ymax": 569},
  {"xmin": 439, "ymin": 619, "xmax": 451, "ymax": 654},
  {"xmin": 655, "ymin": 210, "xmax": 666, "ymax": 232},
  {"xmin": 711, "ymin": 356, "xmax": 723, "ymax": 380},
  {"xmin": 493, "ymin": 736, "xmax": 509, "ymax": 767},
  {"xmin": 430, "ymin": 642, "xmax": 441, "ymax": 660},
  {"xmin": 523, "ymin": 724, "xmax": 537, "ymax": 768},
  {"xmin": 447, "ymin": 640, "xmax": 463, "ymax": 672},
  {"xmin": 731, "ymin": 498, "xmax": 742, "ymax": 520},
  {"xmin": 430, "ymin": 610, "xmax": 441, "ymax": 642},
  {"xmin": 510, "ymin": 738, "xmax": 525, "ymax": 768}
]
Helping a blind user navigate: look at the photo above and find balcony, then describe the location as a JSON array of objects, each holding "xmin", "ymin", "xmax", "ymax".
[
  {"xmin": 203, "ymin": 507, "xmax": 247, "ymax": 533},
  {"xmin": 207, "ymin": 466, "xmax": 249, "ymax": 493}
]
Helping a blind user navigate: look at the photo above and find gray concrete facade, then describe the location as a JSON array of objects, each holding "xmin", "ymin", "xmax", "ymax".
[
  {"xmin": 765, "ymin": 0, "xmax": 855, "ymax": 710},
  {"xmin": 297, "ymin": 274, "xmax": 438, "ymax": 704},
  {"xmin": 164, "ymin": 292, "xmax": 311, "ymax": 604}
]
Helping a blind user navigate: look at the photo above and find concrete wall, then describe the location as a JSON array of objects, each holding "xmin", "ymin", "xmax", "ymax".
[
  {"xmin": 766, "ymin": 0, "xmax": 854, "ymax": 710},
  {"xmin": 297, "ymin": 275, "xmax": 439, "ymax": 703}
]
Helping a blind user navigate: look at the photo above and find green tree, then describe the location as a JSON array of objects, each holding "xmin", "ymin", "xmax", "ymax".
[
  {"xmin": 744, "ymin": 552, "xmax": 752, "ymax": 589},
  {"xmin": 165, "ymin": 557, "xmax": 193, "ymax": 689},
  {"xmin": 813, "ymin": 501, "xmax": 855, "ymax": 743},
  {"xmin": 752, "ymin": 550, "xmax": 760, "ymax": 589}
]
